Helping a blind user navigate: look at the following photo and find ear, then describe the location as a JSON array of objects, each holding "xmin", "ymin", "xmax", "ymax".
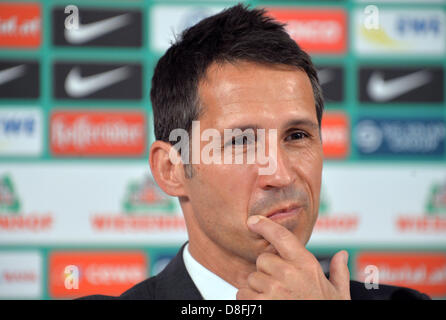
[{"xmin": 149, "ymin": 140, "xmax": 187, "ymax": 197}]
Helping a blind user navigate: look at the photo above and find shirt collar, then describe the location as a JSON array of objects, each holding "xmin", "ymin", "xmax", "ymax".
[{"xmin": 183, "ymin": 243, "xmax": 238, "ymax": 300}]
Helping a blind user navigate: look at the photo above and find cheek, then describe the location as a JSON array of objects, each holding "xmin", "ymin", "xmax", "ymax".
[
  {"xmin": 292, "ymin": 146, "xmax": 323, "ymax": 207},
  {"xmin": 192, "ymin": 163, "xmax": 257, "ymax": 217},
  {"xmin": 303, "ymin": 142, "xmax": 323, "ymax": 177},
  {"xmin": 304, "ymin": 150, "xmax": 323, "ymax": 194},
  {"xmin": 292, "ymin": 147, "xmax": 323, "ymax": 244}
]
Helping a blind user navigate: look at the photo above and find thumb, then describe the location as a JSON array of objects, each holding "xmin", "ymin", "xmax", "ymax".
[{"xmin": 329, "ymin": 250, "xmax": 351, "ymax": 299}]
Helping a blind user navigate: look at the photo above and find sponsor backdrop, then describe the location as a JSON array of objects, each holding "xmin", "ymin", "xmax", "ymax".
[{"xmin": 0, "ymin": 0, "xmax": 445, "ymax": 299}]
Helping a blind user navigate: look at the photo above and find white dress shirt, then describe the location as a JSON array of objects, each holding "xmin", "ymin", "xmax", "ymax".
[{"xmin": 183, "ymin": 243, "xmax": 238, "ymax": 300}]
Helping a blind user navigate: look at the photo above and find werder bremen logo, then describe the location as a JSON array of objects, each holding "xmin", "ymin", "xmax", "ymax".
[
  {"xmin": 315, "ymin": 185, "xmax": 358, "ymax": 232},
  {"xmin": 426, "ymin": 181, "xmax": 446, "ymax": 215},
  {"xmin": 123, "ymin": 176, "xmax": 176, "ymax": 214},
  {"xmin": 0, "ymin": 175, "xmax": 20, "ymax": 214}
]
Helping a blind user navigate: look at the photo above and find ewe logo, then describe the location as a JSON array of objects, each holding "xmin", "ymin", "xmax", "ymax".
[
  {"xmin": 354, "ymin": 9, "xmax": 445, "ymax": 55},
  {"xmin": 0, "ymin": 175, "xmax": 20, "ymax": 214},
  {"xmin": 123, "ymin": 176, "xmax": 176, "ymax": 214},
  {"xmin": 0, "ymin": 108, "xmax": 43, "ymax": 156}
]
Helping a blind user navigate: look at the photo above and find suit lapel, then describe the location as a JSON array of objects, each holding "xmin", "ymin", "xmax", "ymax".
[{"xmin": 154, "ymin": 242, "xmax": 203, "ymax": 300}]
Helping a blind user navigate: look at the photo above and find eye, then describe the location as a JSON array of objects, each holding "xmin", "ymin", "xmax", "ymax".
[
  {"xmin": 232, "ymin": 135, "xmax": 254, "ymax": 146},
  {"xmin": 285, "ymin": 131, "xmax": 308, "ymax": 141}
]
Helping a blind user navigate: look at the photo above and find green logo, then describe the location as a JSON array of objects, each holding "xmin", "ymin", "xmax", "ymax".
[
  {"xmin": 0, "ymin": 175, "xmax": 20, "ymax": 214},
  {"xmin": 123, "ymin": 175, "xmax": 176, "ymax": 214},
  {"xmin": 426, "ymin": 181, "xmax": 446, "ymax": 215}
]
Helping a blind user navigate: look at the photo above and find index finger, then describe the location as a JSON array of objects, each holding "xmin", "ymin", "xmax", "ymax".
[{"xmin": 247, "ymin": 215, "xmax": 309, "ymax": 261}]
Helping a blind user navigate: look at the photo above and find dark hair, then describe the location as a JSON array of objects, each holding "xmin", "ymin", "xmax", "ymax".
[{"xmin": 150, "ymin": 3, "xmax": 324, "ymax": 144}]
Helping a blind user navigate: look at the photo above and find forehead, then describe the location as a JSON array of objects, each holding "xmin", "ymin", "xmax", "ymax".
[{"xmin": 197, "ymin": 61, "xmax": 316, "ymax": 128}]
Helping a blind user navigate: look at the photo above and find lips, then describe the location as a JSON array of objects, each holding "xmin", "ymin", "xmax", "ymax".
[{"xmin": 265, "ymin": 204, "xmax": 301, "ymax": 220}]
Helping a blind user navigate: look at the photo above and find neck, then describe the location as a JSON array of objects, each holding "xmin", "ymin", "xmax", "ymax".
[
  {"xmin": 179, "ymin": 201, "xmax": 255, "ymax": 288},
  {"xmin": 187, "ymin": 232, "xmax": 256, "ymax": 289}
]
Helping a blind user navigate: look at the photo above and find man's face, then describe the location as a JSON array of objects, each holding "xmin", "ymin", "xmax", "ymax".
[{"xmin": 182, "ymin": 61, "xmax": 323, "ymax": 263}]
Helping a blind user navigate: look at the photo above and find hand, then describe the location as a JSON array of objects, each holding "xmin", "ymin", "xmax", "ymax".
[{"xmin": 236, "ymin": 215, "xmax": 351, "ymax": 300}]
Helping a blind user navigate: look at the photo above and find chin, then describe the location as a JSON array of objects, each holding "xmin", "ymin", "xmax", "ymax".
[
  {"xmin": 281, "ymin": 219, "xmax": 300, "ymax": 233},
  {"xmin": 250, "ymin": 237, "xmax": 274, "ymax": 256}
]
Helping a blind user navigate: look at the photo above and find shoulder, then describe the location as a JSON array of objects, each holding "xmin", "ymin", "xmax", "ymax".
[
  {"xmin": 350, "ymin": 280, "xmax": 431, "ymax": 300},
  {"xmin": 119, "ymin": 276, "xmax": 159, "ymax": 299}
]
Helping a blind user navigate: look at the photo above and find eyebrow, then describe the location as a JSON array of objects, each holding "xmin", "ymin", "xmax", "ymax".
[
  {"xmin": 283, "ymin": 119, "xmax": 319, "ymax": 131},
  {"xmin": 225, "ymin": 124, "xmax": 260, "ymax": 132},
  {"xmin": 222, "ymin": 119, "xmax": 319, "ymax": 133}
]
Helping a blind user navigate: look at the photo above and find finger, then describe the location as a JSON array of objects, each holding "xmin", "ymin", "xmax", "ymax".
[
  {"xmin": 247, "ymin": 271, "xmax": 276, "ymax": 294},
  {"xmin": 247, "ymin": 215, "xmax": 307, "ymax": 261},
  {"xmin": 329, "ymin": 250, "xmax": 351, "ymax": 299},
  {"xmin": 264, "ymin": 244, "xmax": 278, "ymax": 255},
  {"xmin": 255, "ymin": 252, "xmax": 286, "ymax": 277},
  {"xmin": 236, "ymin": 287, "xmax": 266, "ymax": 300}
]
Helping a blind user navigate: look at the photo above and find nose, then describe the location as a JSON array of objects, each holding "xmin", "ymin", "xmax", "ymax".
[{"xmin": 257, "ymin": 146, "xmax": 296, "ymax": 190}]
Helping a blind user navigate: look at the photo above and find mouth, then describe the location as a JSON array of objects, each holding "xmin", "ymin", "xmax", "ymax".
[{"xmin": 264, "ymin": 204, "xmax": 302, "ymax": 221}]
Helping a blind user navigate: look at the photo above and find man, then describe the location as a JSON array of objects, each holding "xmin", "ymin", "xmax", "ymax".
[{"xmin": 82, "ymin": 4, "xmax": 429, "ymax": 300}]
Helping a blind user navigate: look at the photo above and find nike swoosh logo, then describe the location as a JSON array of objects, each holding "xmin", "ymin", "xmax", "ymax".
[
  {"xmin": 0, "ymin": 65, "xmax": 26, "ymax": 86},
  {"xmin": 317, "ymin": 69, "xmax": 334, "ymax": 86},
  {"xmin": 367, "ymin": 70, "xmax": 432, "ymax": 102},
  {"xmin": 65, "ymin": 66, "xmax": 131, "ymax": 97},
  {"xmin": 64, "ymin": 14, "xmax": 131, "ymax": 44}
]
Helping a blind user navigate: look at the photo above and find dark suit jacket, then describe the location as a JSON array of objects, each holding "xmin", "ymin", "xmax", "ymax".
[{"xmin": 80, "ymin": 243, "xmax": 430, "ymax": 300}]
